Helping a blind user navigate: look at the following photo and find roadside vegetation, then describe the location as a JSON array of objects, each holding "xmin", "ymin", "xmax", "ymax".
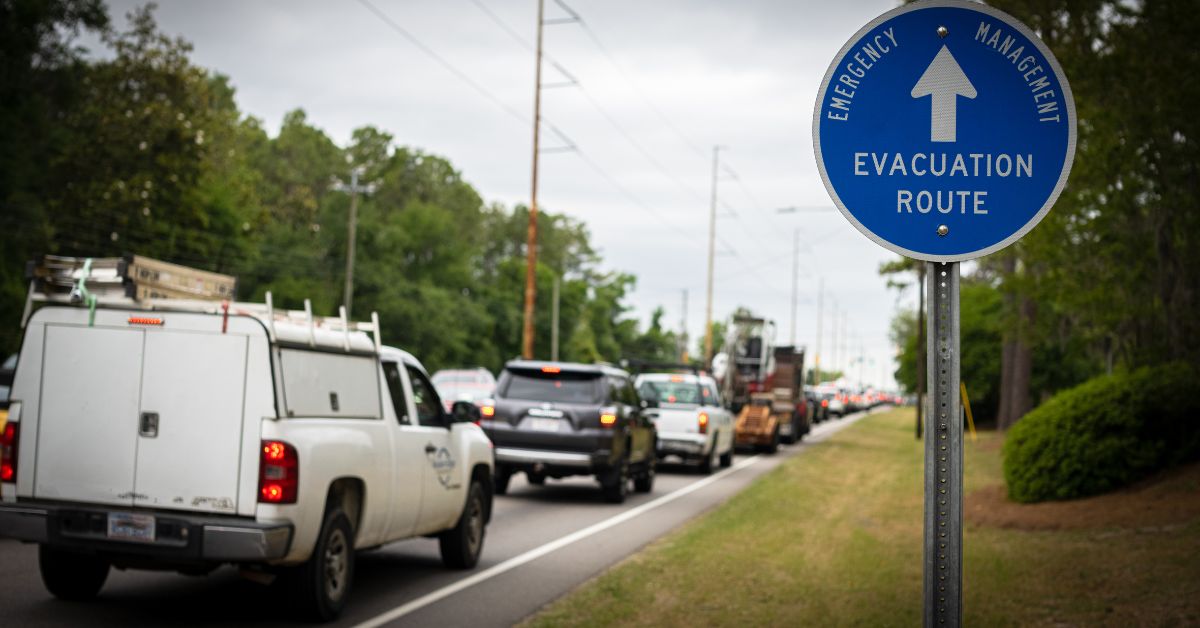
[
  {"xmin": 883, "ymin": 1, "xmax": 1200, "ymax": 432},
  {"xmin": 525, "ymin": 408, "xmax": 1200, "ymax": 627},
  {"xmin": 1004, "ymin": 362, "xmax": 1200, "ymax": 502}
]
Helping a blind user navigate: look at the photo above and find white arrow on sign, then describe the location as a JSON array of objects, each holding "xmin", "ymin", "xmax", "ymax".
[{"xmin": 911, "ymin": 45, "xmax": 977, "ymax": 143}]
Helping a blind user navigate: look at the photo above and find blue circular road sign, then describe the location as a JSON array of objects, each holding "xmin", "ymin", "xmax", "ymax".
[{"xmin": 813, "ymin": 0, "xmax": 1076, "ymax": 262}]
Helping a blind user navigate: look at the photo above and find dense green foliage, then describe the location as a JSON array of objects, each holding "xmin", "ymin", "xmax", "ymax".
[
  {"xmin": 1002, "ymin": 363, "xmax": 1200, "ymax": 502},
  {"xmin": 0, "ymin": 3, "xmax": 679, "ymax": 371},
  {"xmin": 886, "ymin": 0, "xmax": 1200, "ymax": 424},
  {"xmin": 889, "ymin": 279, "xmax": 1005, "ymax": 421}
]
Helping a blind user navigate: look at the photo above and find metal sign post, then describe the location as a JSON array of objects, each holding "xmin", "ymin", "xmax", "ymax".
[
  {"xmin": 811, "ymin": 2, "xmax": 1076, "ymax": 625},
  {"xmin": 924, "ymin": 261, "xmax": 961, "ymax": 626}
]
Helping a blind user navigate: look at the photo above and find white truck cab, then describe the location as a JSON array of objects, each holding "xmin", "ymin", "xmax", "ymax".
[{"xmin": 0, "ymin": 295, "xmax": 494, "ymax": 621}]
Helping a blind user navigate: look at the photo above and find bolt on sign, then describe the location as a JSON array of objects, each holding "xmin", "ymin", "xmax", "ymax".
[
  {"xmin": 813, "ymin": 0, "xmax": 1076, "ymax": 262},
  {"xmin": 812, "ymin": 2, "xmax": 1075, "ymax": 627}
]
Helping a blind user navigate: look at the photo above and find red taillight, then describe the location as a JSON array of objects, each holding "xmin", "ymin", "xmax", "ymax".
[
  {"xmin": 698, "ymin": 412, "xmax": 709, "ymax": 434},
  {"xmin": 0, "ymin": 422, "xmax": 17, "ymax": 483},
  {"xmin": 258, "ymin": 440, "xmax": 298, "ymax": 504},
  {"xmin": 541, "ymin": 366, "xmax": 561, "ymax": 373},
  {"xmin": 821, "ymin": 399, "xmax": 829, "ymax": 408},
  {"xmin": 600, "ymin": 413, "xmax": 617, "ymax": 427}
]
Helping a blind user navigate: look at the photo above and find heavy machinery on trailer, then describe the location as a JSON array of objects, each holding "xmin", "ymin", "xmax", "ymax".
[
  {"xmin": 712, "ymin": 314, "xmax": 805, "ymax": 453},
  {"xmin": 714, "ymin": 314, "xmax": 776, "ymax": 414},
  {"xmin": 732, "ymin": 346, "xmax": 811, "ymax": 452}
]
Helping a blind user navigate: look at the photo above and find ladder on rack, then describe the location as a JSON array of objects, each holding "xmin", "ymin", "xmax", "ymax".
[{"xmin": 22, "ymin": 255, "xmax": 383, "ymax": 353}]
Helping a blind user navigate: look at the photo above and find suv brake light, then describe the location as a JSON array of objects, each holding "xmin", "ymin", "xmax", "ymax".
[
  {"xmin": 698, "ymin": 412, "xmax": 709, "ymax": 434},
  {"xmin": 259, "ymin": 440, "xmax": 298, "ymax": 504},
  {"xmin": 0, "ymin": 421, "xmax": 17, "ymax": 483}
]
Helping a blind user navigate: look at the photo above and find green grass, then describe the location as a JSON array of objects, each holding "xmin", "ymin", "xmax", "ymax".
[{"xmin": 522, "ymin": 408, "xmax": 1200, "ymax": 627}]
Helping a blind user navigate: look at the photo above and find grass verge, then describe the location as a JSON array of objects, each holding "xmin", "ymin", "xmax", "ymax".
[{"xmin": 522, "ymin": 408, "xmax": 1200, "ymax": 627}]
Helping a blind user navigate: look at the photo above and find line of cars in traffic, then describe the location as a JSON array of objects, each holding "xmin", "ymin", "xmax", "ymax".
[
  {"xmin": 0, "ymin": 255, "xmax": 893, "ymax": 622},
  {"xmin": 432, "ymin": 359, "xmax": 877, "ymax": 503}
]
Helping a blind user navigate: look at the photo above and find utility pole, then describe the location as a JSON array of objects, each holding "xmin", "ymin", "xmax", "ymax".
[
  {"xmin": 790, "ymin": 228, "xmax": 799, "ymax": 347},
  {"xmin": 815, "ymin": 277, "xmax": 824, "ymax": 382},
  {"xmin": 521, "ymin": 0, "xmax": 546, "ymax": 359},
  {"xmin": 842, "ymin": 312, "xmax": 849, "ymax": 381},
  {"xmin": 830, "ymin": 301, "xmax": 838, "ymax": 377},
  {"xmin": 680, "ymin": 289, "xmax": 689, "ymax": 363},
  {"xmin": 551, "ymin": 275, "xmax": 560, "ymax": 361},
  {"xmin": 333, "ymin": 166, "xmax": 374, "ymax": 319},
  {"xmin": 859, "ymin": 341, "xmax": 865, "ymax": 390},
  {"xmin": 703, "ymin": 145, "xmax": 721, "ymax": 366}
]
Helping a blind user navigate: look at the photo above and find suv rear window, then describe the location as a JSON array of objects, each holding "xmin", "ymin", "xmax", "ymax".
[{"xmin": 502, "ymin": 369, "xmax": 602, "ymax": 404}]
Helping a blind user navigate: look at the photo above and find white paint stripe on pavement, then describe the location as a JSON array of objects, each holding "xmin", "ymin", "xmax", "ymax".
[{"xmin": 352, "ymin": 454, "xmax": 763, "ymax": 628}]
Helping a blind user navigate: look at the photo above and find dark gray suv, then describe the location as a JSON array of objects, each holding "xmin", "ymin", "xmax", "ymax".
[{"xmin": 480, "ymin": 360, "xmax": 656, "ymax": 503}]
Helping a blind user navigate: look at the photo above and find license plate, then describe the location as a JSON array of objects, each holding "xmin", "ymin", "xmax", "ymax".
[
  {"xmin": 107, "ymin": 512, "xmax": 156, "ymax": 543},
  {"xmin": 527, "ymin": 417, "xmax": 562, "ymax": 432}
]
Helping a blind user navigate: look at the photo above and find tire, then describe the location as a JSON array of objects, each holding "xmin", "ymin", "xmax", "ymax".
[
  {"xmin": 494, "ymin": 467, "xmax": 512, "ymax": 495},
  {"xmin": 763, "ymin": 428, "xmax": 780, "ymax": 454},
  {"xmin": 286, "ymin": 509, "xmax": 355, "ymax": 622},
  {"xmin": 719, "ymin": 443, "xmax": 733, "ymax": 468},
  {"xmin": 697, "ymin": 443, "xmax": 717, "ymax": 475},
  {"xmin": 633, "ymin": 459, "xmax": 655, "ymax": 493},
  {"xmin": 781, "ymin": 420, "xmax": 798, "ymax": 445},
  {"xmin": 601, "ymin": 462, "xmax": 629, "ymax": 504},
  {"xmin": 440, "ymin": 481, "xmax": 487, "ymax": 569},
  {"xmin": 39, "ymin": 545, "xmax": 109, "ymax": 601}
]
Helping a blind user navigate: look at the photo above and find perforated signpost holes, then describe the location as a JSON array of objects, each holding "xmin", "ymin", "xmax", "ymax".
[{"xmin": 812, "ymin": 1, "xmax": 1075, "ymax": 625}]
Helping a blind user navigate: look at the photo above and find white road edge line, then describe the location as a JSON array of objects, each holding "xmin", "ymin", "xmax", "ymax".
[{"xmin": 352, "ymin": 454, "xmax": 763, "ymax": 628}]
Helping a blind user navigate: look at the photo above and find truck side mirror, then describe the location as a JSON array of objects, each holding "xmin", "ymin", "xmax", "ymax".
[{"xmin": 450, "ymin": 401, "xmax": 482, "ymax": 423}]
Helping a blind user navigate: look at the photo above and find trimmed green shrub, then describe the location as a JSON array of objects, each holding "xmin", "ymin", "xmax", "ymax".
[{"xmin": 1002, "ymin": 362, "xmax": 1200, "ymax": 503}]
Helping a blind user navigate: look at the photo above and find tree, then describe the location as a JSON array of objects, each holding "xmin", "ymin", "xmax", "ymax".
[{"xmin": 0, "ymin": 0, "xmax": 108, "ymax": 353}]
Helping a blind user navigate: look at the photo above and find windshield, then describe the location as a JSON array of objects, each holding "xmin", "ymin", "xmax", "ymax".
[
  {"xmin": 502, "ymin": 370, "xmax": 602, "ymax": 404},
  {"xmin": 638, "ymin": 380, "xmax": 704, "ymax": 405}
]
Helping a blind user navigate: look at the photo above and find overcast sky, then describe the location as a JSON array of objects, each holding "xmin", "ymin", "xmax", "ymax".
[{"xmin": 98, "ymin": 0, "xmax": 911, "ymax": 388}]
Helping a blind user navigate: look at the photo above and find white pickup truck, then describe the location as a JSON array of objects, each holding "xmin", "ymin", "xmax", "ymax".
[
  {"xmin": 0, "ymin": 297, "xmax": 494, "ymax": 621},
  {"xmin": 635, "ymin": 372, "xmax": 735, "ymax": 473}
]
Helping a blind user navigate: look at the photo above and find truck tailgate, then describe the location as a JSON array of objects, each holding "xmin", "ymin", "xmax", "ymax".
[
  {"xmin": 649, "ymin": 405, "xmax": 702, "ymax": 435},
  {"xmin": 33, "ymin": 324, "xmax": 248, "ymax": 515}
]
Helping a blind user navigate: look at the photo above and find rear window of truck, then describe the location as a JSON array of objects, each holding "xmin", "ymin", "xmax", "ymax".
[
  {"xmin": 280, "ymin": 348, "xmax": 382, "ymax": 419},
  {"xmin": 501, "ymin": 369, "xmax": 602, "ymax": 404}
]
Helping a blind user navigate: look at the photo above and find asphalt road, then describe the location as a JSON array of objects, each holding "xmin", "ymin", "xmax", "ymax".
[{"xmin": 0, "ymin": 410, "xmax": 873, "ymax": 627}]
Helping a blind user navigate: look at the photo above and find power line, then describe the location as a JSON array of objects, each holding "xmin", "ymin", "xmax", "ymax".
[
  {"xmin": 361, "ymin": 0, "xmax": 707, "ymax": 252},
  {"xmin": 572, "ymin": 10, "xmax": 709, "ymax": 161},
  {"xmin": 356, "ymin": 0, "xmax": 529, "ymax": 126},
  {"xmin": 465, "ymin": 0, "xmax": 708, "ymax": 204}
]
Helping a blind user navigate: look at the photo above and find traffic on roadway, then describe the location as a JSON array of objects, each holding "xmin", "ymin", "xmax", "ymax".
[{"xmin": 0, "ymin": 256, "xmax": 899, "ymax": 624}]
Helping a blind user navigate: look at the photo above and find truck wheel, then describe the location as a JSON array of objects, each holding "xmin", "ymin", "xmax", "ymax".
[
  {"xmin": 781, "ymin": 422, "xmax": 798, "ymax": 445},
  {"xmin": 698, "ymin": 444, "xmax": 717, "ymax": 475},
  {"xmin": 601, "ymin": 462, "xmax": 628, "ymax": 504},
  {"xmin": 763, "ymin": 429, "xmax": 780, "ymax": 454},
  {"xmin": 494, "ymin": 467, "xmax": 512, "ymax": 495},
  {"xmin": 287, "ymin": 509, "xmax": 355, "ymax": 622},
  {"xmin": 39, "ymin": 545, "xmax": 109, "ymax": 601},
  {"xmin": 633, "ymin": 459, "xmax": 655, "ymax": 493},
  {"xmin": 719, "ymin": 445, "xmax": 733, "ymax": 468},
  {"xmin": 440, "ymin": 481, "xmax": 487, "ymax": 569}
]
